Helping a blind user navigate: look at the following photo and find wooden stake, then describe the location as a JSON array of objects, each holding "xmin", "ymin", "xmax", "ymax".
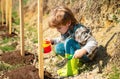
[
  {"xmin": 0, "ymin": 0, "xmax": 1, "ymax": 25},
  {"xmin": 9, "ymin": 0, "xmax": 12, "ymax": 34},
  {"xmin": 6, "ymin": 0, "xmax": 9, "ymax": 27},
  {"xmin": 1, "ymin": 0, "xmax": 5, "ymax": 26},
  {"xmin": 38, "ymin": 0, "xmax": 44, "ymax": 79},
  {"xmin": 19, "ymin": 0, "xmax": 24, "ymax": 56},
  {"xmin": 70, "ymin": 0, "xmax": 72, "ymax": 6}
]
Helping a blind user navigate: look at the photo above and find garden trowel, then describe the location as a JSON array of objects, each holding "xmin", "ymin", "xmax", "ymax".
[{"xmin": 56, "ymin": 55, "xmax": 74, "ymax": 67}]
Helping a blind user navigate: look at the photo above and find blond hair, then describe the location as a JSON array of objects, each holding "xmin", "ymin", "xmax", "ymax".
[{"xmin": 48, "ymin": 5, "xmax": 78, "ymax": 28}]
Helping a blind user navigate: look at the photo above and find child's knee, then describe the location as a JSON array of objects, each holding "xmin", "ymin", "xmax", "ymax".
[
  {"xmin": 65, "ymin": 38, "xmax": 80, "ymax": 49},
  {"xmin": 55, "ymin": 43, "xmax": 65, "ymax": 57}
]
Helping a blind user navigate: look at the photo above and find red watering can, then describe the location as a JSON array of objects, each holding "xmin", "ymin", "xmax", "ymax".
[{"xmin": 43, "ymin": 40, "xmax": 52, "ymax": 53}]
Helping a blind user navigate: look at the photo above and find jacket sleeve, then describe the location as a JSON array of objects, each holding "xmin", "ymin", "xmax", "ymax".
[{"xmin": 75, "ymin": 26, "xmax": 98, "ymax": 54}]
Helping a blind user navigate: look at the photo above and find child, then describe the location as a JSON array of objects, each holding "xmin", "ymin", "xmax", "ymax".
[{"xmin": 48, "ymin": 5, "xmax": 98, "ymax": 77}]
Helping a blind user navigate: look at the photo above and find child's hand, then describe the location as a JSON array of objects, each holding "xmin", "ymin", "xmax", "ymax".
[
  {"xmin": 73, "ymin": 48, "xmax": 87, "ymax": 58},
  {"xmin": 44, "ymin": 38, "xmax": 54, "ymax": 45}
]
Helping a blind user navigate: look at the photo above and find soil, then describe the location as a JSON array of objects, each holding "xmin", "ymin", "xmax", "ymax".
[
  {"xmin": 109, "ymin": 32, "xmax": 120, "ymax": 69},
  {"xmin": 0, "ymin": 51, "xmax": 54, "ymax": 79},
  {"xmin": 0, "ymin": 32, "xmax": 18, "ymax": 38},
  {"xmin": 0, "ymin": 26, "xmax": 17, "ymax": 38},
  {"xmin": 0, "ymin": 26, "xmax": 7, "ymax": 31},
  {"xmin": 1, "ymin": 65, "xmax": 54, "ymax": 79},
  {"xmin": 0, "ymin": 50, "xmax": 35, "ymax": 65}
]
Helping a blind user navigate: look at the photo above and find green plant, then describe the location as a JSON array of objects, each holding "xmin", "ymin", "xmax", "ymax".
[{"xmin": 0, "ymin": 45, "xmax": 15, "ymax": 52}]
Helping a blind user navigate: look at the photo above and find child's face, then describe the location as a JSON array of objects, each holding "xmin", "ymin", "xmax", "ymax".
[{"xmin": 56, "ymin": 23, "xmax": 70, "ymax": 34}]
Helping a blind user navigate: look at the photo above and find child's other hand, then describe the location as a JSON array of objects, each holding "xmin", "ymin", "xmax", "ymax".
[{"xmin": 73, "ymin": 48, "xmax": 87, "ymax": 58}]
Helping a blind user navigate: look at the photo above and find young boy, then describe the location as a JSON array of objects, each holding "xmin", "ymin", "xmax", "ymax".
[{"xmin": 48, "ymin": 5, "xmax": 98, "ymax": 76}]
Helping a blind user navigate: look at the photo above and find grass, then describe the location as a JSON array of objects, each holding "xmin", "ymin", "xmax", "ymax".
[
  {"xmin": 12, "ymin": 11, "xmax": 20, "ymax": 25},
  {"xmin": 32, "ymin": 38, "xmax": 38, "ymax": 43},
  {"xmin": 23, "ymin": 0, "xmax": 29, "ymax": 5},
  {"xmin": 0, "ymin": 37, "xmax": 12, "ymax": 44},
  {"xmin": 108, "ymin": 66, "xmax": 120, "ymax": 79},
  {"xmin": 0, "ymin": 45, "xmax": 15, "ymax": 52},
  {"xmin": 0, "ymin": 62, "xmax": 23, "ymax": 71},
  {"xmin": 0, "ymin": 37, "xmax": 17, "ymax": 52},
  {"xmin": 0, "ymin": 38, "xmax": 9, "ymax": 44},
  {"xmin": 0, "ymin": 62, "xmax": 12, "ymax": 71},
  {"xmin": 0, "ymin": 37, "xmax": 18, "ymax": 44}
]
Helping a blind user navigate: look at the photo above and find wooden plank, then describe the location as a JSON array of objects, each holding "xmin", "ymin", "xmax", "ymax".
[
  {"xmin": 19, "ymin": 0, "xmax": 24, "ymax": 56},
  {"xmin": 38, "ymin": 0, "xmax": 44, "ymax": 79}
]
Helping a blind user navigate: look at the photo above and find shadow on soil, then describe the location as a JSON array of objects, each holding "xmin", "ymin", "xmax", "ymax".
[{"xmin": 81, "ymin": 45, "xmax": 111, "ymax": 73}]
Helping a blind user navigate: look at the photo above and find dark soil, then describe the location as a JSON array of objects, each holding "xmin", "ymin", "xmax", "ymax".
[
  {"xmin": 0, "ymin": 26, "xmax": 7, "ymax": 31},
  {"xmin": 0, "ymin": 32, "xmax": 17, "ymax": 38},
  {"xmin": 1, "ymin": 65, "xmax": 54, "ymax": 79},
  {"xmin": 0, "ymin": 50, "xmax": 35, "ymax": 65},
  {"xmin": 0, "ymin": 26, "xmax": 17, "ymax": 38}
]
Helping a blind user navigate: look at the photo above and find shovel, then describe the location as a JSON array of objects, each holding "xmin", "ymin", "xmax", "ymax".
[{"xmin": 56, "ymin": 55, "xmax": 74, "ymax": 67}]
